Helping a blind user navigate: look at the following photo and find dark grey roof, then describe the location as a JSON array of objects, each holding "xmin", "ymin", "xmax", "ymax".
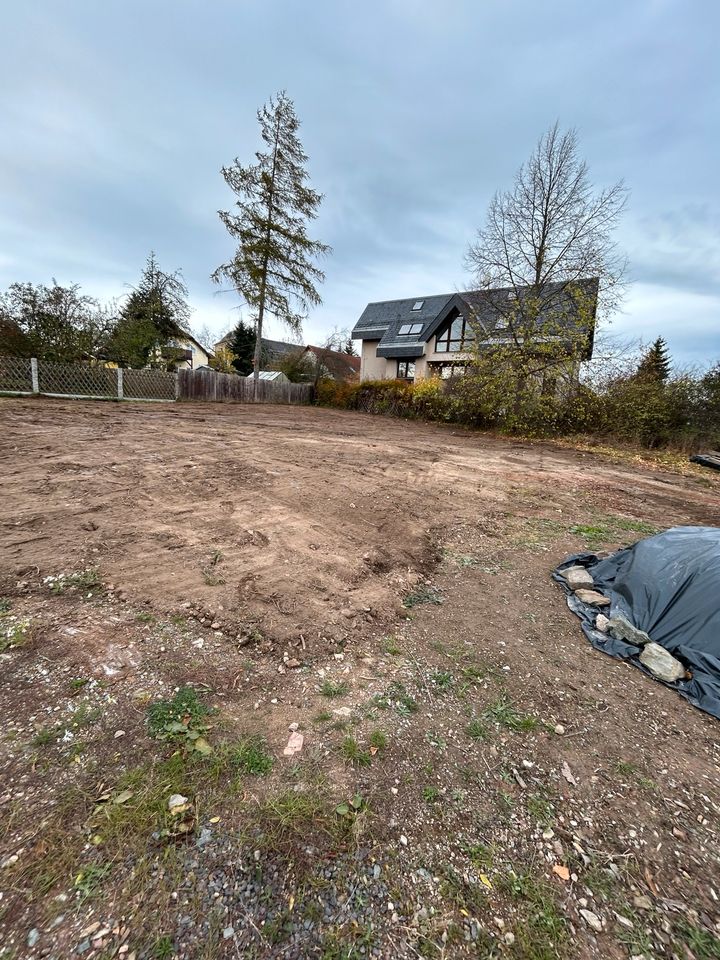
[
  {"xmin": 352, "ymin": 280, "xmax": 599, "ymax": 360},
  {"xmin": 214, "ymin": 332, "xmax": 300, "ymax": 358}
]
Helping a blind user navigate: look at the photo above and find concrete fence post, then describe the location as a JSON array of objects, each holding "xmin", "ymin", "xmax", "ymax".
[
  {"xmin": 117, "ymin": 367, "xmax": 124, "ymax": 400},
  {"xmin": 175, "ymin": 371, "xmax": 181, "ymax": 400},
  {"xmin": 30, "ymin": 357, "xmax": 39, "ymax": 394}
]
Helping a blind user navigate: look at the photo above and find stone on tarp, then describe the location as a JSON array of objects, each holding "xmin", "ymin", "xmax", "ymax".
[
  {"xmin": 595, "ymin": 613, "xmax": 610, "ymax": 633},
  {"xmin": 639, "ymin": 642, "xmax": 685, "ymax": 683},
  {"xmin": 608, "ymin": 614, "xmax": 651, "ymax": 647},
  {"xmin": 561, "ymin": 565, "xmax": 595, "ymax": 591},
  {"xmin": 574, "ymin": 589, "xmax": 611, "ymax": 607}
]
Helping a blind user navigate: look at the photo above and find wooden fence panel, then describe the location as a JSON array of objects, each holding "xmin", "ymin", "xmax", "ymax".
[{"xmin": 177, "ymin": 369, "xmax": 313, "ymax": 405}]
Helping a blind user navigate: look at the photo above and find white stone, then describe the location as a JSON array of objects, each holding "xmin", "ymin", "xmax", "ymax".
[
  {"xmin": 562, "ymin": 566, "xmax": 594, "ymax": 590},
  {"xmin": 639, "ymin": 643, "xmax": 685, "ymax": 683}
]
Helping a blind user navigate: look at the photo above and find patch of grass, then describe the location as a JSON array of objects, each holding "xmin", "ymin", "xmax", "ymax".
[
  {"xmin": 616, "ymin": 912, "xmax": 655, "ymax": 957},
  {"xmin": 422, "ymin": 786, "xmax": 441, "ymax": 804},
  {"xmin": 147, "ymin": 687, "xmax": 215, "ymax": 755},
  {"xmin": 151, "ymin": 937, "xmax": 175, "ymax": 960},
  {"xmin": 0, "ymin": 616, "xmax": 30, "ymax": 651},
  {"xmin": 320, "ymin": 679, "xmax": 349, "ymax": 698},
  {"xmin": 45, "ymin": 568, "xmax": 101, "ymax": 595},
  {"xmin": 69, "ymin": 678, "xmax": 89, "ymax": 693},
  {"xmin": 74, "ymin": 862, "xmax": 112, "ymax": 901},
  {"xmin": 32, "ymin": 727, "xmax": 58, "ymax": 748},
  {"xmin": 135, "ymin": 611, "xmax": 157, "ymax": 624},
  {"xmin": 201, "ymin": 548, "xmax": 226, "ymax": 586},
  {"xmin": 425, "ymin": 731, "xmax": 447, "ymax": 753},
  {"xmin": 498, "ymin": 868, "xmax": 568, "ymax": 959},
  {"xmin": 312, "ymin": 711, "xmax": 333, "ymax": 725},
  {"xmin": 570, "ymin": 515, "xmax": 659, "ymax": 550},
  {"xmin": 461, "ymin": 841, "xmax": 494, "ymax": 871},
  {"xmin": 403, "ymin": 585, "xmax": 443, "ymax": 608},
  {"xmin": 674, "ymin": 921, "xmax": 720, "ymax": 960},
  {"xmin": 72, "ymin": 703, "xmax": 103, "ymax": 728},
  {"xmin": 466, "ymin": 718, "xmax": 489, "ymax": 741},
  {"xmin": 386, "ymin": 681, "xmax": 419, "ymax": 716},
  {"xmin": 430, "ymin": 670, "xmax": 454, "ymax": 692},
  {"xmin": 483, "ymin": 696, "xmax": 538, "ymax": 733},
  {"xmin": 527, "ymin": 792, "xmax": 554, "ymax": 828},
  {"xmin": 341, "ymin": 736, "xmax": 372, "ymax": 767},
  {"xmin": 147, "ymin": 687, "xmax": 213, "ymax": 736},
  {"xmin": 383, "ymin": 635, "xmax": 402, "ymax": 655},
  {"xmin": 369, "ymin": 730, "xmax": 387, "ymax": 751},
  {"xmin": 229, "ymin": 736, "xmax": 274, "ymax": 776},
  {"xmin": 0, "ymin": 597, "xmax": 11, "ymax": 614},
  {"xmin": 614, "ymin": 759, "xmax": 636, "ymax": 776}
]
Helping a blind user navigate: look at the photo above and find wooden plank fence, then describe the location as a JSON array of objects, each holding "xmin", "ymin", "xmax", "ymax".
[{"xmin": 177, "ymin": 368, "xmax": 314, "ymax": 405}]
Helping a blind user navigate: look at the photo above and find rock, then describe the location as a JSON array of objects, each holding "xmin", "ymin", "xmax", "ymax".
[
  {"xmin": 283, "ymin": 731, "xmax": 304, "ymax": 756},
  {"xmin": 554, "ymin": 724, "xmax": 565, "ymax": 735},
  {"xmin": 332, "ymin": 707, "xmax": 353, "ymax": 718},
  {"xmin": 504, "ymin": 932, "xmax": 515, "ymax": 945},
  {"xmin": 168, "ymin": 794, "xmax": 190, "ymax": 814},
  {"xmin": 574, "ymin": 589, "xmax": 611, "ymax": 607},
  {"xmin": 608, "ymin": 614, "xmax": 651, "ymax": 646},
  {"xmin": 595, "ymin": 613, "xmax": 610, "ymax": 633},
  {"xmin": 633, "ymin": 894, "xmax": 653, "ymax": 911},
  {"xmin": 288, "ymin": 721, "xmax": 299, "ymax": 731},
  {"xmin": 639, "ymin": 642, "xmax": 685, "ymax": 683},
  {"xmin": 27, "ymin": 928, "xmax": 40, "ymax": 947},
  {"xmin": 285, "ymin": 658, "xmax": 302, "ymax": 668},
  {"xmin": 223, "ymin": 925, "xmax": 234, "ymax": 939},
  {"xmin": 579, "ymin": 909, "xmax": 603, "ymax": 932},
  {"xmin": 400, "ymin": 835, "xmax": 408, "ymax": 846},
  {"xmin": 561, "ymin": 565, "xmax": 595, "ymax": 590}
]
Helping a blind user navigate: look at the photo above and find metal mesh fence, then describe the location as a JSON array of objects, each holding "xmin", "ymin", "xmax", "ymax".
[
  {"xmin": 123, "ymin": 368, "xmax": 176, "ymax": 400},
  {"xmin": 0, "ymin": 356, "xmax": 33, "ymax": 393},
  {"xmin": 38, "ymin": 360, "xmax": 118, "ymax": 398}
]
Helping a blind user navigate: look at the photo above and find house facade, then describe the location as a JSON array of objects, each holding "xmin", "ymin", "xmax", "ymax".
[
  {"xmin": 351, "ymin": 280, "xmax": 598, "ymax": 382},
  {"xmin": 164, "ymin": 333, "xmax": 213, "ymax": 370}
]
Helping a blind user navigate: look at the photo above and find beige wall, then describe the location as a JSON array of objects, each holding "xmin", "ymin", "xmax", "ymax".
[
  {"xmin": 175, "ymin": 338, "xmax": 211, "ymax": 370},
  {"xmin": 361, "ymin": 341, "xmax": 393, "ymax": 380}
]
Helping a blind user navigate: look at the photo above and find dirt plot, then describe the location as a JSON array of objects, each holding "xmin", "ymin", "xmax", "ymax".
[{"xmin": 1, "ymin": 397, "xmax": 719, "ymax": 960}]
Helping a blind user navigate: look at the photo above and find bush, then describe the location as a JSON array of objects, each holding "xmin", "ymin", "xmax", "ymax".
[{"xmin": 316, "ymin": 364, "xmax": 720, "ymax": 452}]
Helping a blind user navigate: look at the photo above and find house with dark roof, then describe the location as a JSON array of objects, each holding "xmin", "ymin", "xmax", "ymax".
[
  {"xmin": 351, "ymin": 279, "xmax": 598, "ymax": 382},
  {"xmin": 213, "ymin": 333, "xmax": 300, "ymax": 365},
  {"xmin": 302, "ymin": 345, "xmax": 360, "ymax": 381}
]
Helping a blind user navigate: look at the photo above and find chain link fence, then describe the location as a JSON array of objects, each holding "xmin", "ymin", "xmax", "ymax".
[{"xmin": 0, "ymin": 356, "xmax": 176, "ymax": 402}]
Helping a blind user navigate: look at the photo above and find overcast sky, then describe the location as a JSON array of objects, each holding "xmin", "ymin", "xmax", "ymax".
[{"xmin": 1, "ymin": 0, "xmax": 718, "ymax": 366}]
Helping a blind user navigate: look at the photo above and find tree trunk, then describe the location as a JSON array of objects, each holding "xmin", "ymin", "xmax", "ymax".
[{"xmin": 251, "ymin": 110, "xmax": 283, "ymax": 403}]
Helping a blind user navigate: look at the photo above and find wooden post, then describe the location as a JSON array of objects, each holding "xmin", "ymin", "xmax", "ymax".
[
  {"xmin": 30, "ymin": 357, "xmax": 39, "ymax": 394},
  {"xmin": 117, "ymin": 368, "xmax": 124, "ymax": 400}
]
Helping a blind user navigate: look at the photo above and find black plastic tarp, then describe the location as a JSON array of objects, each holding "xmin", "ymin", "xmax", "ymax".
[{"xmin": 554, "ymin": 526, "xmax": 720, "ymax": 720}]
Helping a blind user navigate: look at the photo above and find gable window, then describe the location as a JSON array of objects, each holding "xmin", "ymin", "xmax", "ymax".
[
  {"xmin": 398, "ymin": 322, "xmax": 423, "ymax": 336},
  {"xmin": 435, "ymin": 313, "xmax": 474, "ymax": 353},
  {"xmin": 397, "ymin": 360, "xmax": 415, "ymax": 380}
]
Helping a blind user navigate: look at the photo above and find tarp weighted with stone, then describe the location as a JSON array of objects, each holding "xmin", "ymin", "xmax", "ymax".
[{"xmin": 554, "ymin": 526, "xmax": 720, "ymax": 720}]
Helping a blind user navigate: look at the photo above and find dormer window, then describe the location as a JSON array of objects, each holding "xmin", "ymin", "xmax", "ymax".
[{"xmin": 398, "ymin": 323, "xmax": 423, "ymax": 336}]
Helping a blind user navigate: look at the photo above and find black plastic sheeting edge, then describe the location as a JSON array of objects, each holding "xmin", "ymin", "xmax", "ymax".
[
  {"xmin": 553, "ymin": 527, "xmax": 720, "ymax": 721},
  {"xmin": 690, "ymin": 454, "xmax": 720, "ymax": 471}
]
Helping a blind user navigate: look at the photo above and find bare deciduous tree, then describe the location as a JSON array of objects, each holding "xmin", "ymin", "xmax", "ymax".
[{"xmin": 466, "ymin": 122, "xmax": 628, "ymax": 329}]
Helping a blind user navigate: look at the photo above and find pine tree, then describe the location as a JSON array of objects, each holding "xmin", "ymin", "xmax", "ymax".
[
  {"xmin": 227, "ymin": 319, "xmax": 258, "ymax": 375},
  {"xmin": 212, "ymin": 91, "xmax": 330, "ymax": 396},
  {"xmin": 343, "ymin": 336, "xmax": 357, "ymax": 356},
  {"xmin": 109, "ymin": 253, "xmax": 191, "ymax": 367},
  {"xmin": 636, "ymin": 336, "xmax": 671, "ymax": 382}
]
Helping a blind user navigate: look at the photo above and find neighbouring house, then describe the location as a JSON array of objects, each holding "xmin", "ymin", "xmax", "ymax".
[
  {"xmin": 244, "ymin": 370, "xmax": 289, "ymax": 383},
  {"xmin": 213, "ymin": 333, "xmax": 300, "ymax": 367},
  {"xmin": 163, "ymin": 333, "xmax": 214, "ymax": 370},
  {"xmin": 351, "ymin": 280, "xmax": 598, "ymax": 382},
  {"xmin": 301, "ymin": 345, "xmax": 360, "ymax": 382}
]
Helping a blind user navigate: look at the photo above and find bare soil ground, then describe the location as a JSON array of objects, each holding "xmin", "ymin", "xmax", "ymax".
[{"xmin": 1, "ymin": 397, "xmax": 719, "ymax": 960}]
